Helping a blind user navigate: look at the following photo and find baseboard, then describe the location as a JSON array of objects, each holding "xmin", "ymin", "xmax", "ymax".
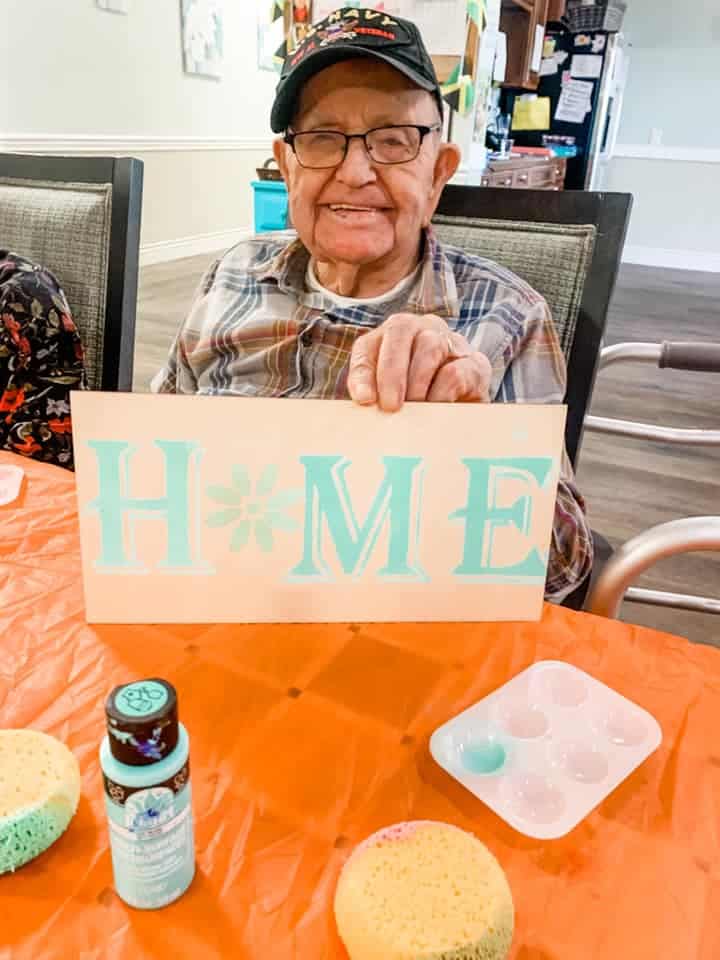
[
  {"xmin": 622, "ymin": 245, "xmax": 720, "ymax": 274},
  {"xmin": 0, "ymin": 134, "xmax": 271, "ymax": 155},
  {"xmin": 614, "ymin": 144, "xmax": 720, "ymax": 164},
  {"xmin": 140, "ymin": 229, "xmax": 253, "ymax": 266}
]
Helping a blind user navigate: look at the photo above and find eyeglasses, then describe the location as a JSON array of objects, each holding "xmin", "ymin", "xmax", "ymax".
[{"xmin": 283, "ymin": 123, "xmax": 442, "ymax": 169}]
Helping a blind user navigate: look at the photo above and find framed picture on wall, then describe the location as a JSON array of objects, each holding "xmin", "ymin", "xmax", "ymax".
[{"xmin": 181, "ymin": 0, "xmax": 224, "ymax": 79}]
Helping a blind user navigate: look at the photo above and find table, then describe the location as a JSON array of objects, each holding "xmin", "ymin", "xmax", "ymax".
[{"xmin": 1, "ymin": 452, "xmax": 719, "ymax": 960}]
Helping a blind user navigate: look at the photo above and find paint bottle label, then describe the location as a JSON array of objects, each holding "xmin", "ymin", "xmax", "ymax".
[{"xmin": 103, "ymin": 760, "xmax": 195, "ymax": 909}]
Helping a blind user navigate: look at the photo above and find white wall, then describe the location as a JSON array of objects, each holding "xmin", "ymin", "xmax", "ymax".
[
  {"xmin": 618, "ymin": 0, "xmax": 720, "ymax": 149},
  {"xmin": 3, "ymin": 0, "xmax": 279, "ymax": 257},
  {"xmin": 612, "ymin": 0, "xmax": 720, "ymax": 270},
  {"xmin": 5, "ymin": 0, "xmax": 277, "ymax": 138}
]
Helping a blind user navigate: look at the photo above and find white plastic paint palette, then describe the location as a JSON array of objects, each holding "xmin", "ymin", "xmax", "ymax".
[
  {"xmin": 430, "ymin": 660, "xmax": 662, "ymax": 839},
  {"xmin": 0, "ymin": 465, "xmax": 24, "ymax": 506}
]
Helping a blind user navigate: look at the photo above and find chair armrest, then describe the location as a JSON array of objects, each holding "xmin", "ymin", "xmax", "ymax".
[
  {"xmin": 660, "ymin": 341, "xmax": 720, "ymax": 373},
  {"xmin": 586, "ymin": 517, "xmax": 720, "ymax": 619}
]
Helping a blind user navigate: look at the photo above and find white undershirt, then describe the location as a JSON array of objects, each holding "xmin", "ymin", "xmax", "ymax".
[{"xmin": 305, "ymin": 260, "xmax": 421, "ymax": 308}]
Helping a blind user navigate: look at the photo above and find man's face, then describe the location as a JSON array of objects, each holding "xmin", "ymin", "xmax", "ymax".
[{"xmin": 274, "ymin": 59, "xmax": 460, "ymax": 274}]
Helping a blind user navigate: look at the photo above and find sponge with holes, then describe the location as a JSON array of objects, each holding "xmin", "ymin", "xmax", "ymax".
[
  {"xmin": 0, "ymin": 729, "xmax": 81, "ymax": 875},
  {"xmin": 334, "ymin": 821, "xmax": 514, "ymax": 960}
]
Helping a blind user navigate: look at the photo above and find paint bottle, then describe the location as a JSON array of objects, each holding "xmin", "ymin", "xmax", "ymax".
[{"xmin": 99, "ymin": 678, "xmax": 195, "ymax": 909}]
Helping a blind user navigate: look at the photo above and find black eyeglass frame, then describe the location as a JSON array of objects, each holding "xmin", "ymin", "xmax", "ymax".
[{"xmin": 283, "ymin": 123, "xmax": 443, "ymax": 168}]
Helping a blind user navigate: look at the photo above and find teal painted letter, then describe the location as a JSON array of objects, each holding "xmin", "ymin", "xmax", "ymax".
[
  {"xmin": 451, "ymin": 458, "xmax": 553, "ymax": 579},
  {"xmin": 87, "ymin": 440, "xmax": 203, "ymax": 572},
  {"xmin": 292, "ymin": 456, "xmax": 425, "ymax": 580}
]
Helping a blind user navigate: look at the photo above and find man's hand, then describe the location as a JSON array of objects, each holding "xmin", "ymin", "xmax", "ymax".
[{"xmin": 348, "ymin": 313, "xmax": 492, "ymax": 411}]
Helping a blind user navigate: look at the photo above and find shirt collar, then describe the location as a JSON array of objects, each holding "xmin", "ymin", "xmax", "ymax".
[{"xmin": 254, "ymin": 226, "xmax": 460, "ymax": 322}]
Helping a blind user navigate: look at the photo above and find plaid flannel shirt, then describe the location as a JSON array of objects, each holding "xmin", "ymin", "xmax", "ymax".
[{"xmin": 153, "ymin": 228, "xmax": 593, "ymax": 600}]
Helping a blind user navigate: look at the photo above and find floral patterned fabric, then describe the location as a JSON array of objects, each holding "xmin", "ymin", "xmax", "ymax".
[{"xmin": 0, "ymin": 252, "xmax": 86, "ymax": 470}]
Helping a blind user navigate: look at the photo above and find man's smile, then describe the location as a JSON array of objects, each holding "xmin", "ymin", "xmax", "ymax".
[{"xmin": 319, "ymin": 203, "xmax": 393, "ymax": 224}]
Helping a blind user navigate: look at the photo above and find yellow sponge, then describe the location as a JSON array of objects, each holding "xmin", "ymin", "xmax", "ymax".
[
  {"xmin": 0, "ymin": 729, "xmax": 81, "ymax": 875},
  {"xmin": 335, "ymin": 821, "xmax": 514, "ymax": 960}
]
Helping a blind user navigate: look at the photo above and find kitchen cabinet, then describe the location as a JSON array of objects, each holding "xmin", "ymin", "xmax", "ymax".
[
  {"xmin": 547, "ymin": 0, "xmax": 567, "ymax": 21},
  {"xmin": 500, "ymin": 0, "xmax": 550, "ymax": 90}
]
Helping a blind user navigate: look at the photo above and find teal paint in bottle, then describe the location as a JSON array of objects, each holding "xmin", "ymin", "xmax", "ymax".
[{"xmin": 100, "ymin": 678, "xmax": 195, "ymax": 909}]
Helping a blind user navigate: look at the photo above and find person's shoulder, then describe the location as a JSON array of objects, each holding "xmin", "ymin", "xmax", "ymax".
[
  {"xmin": 0, "ymin": 251, "xmax": 65, "ymax": 298},
  {"xmin": 440, "ymin": 241, "xmax": 546, "ymax": 309},
  {"xmin": 207, "ymin": 232, "xmax": 297, "ymax": 288},
  {"xmin": 0, "ymin": 251, "xmax": 73, "ymax": 325}
]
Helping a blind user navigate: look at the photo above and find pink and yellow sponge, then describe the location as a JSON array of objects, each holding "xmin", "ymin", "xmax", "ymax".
[{"xmin": 335, "ymin": 821, "xmax": 514, "ymax": 960}]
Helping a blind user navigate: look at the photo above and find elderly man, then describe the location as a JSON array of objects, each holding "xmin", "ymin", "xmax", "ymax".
[{"xmin": 154, "ymin": 6, "xmax": 592, "ymax": 602}]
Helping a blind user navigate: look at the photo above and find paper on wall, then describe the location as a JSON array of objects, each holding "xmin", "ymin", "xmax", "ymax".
[
  {"xmin": 540, "ymin": 48, "xmax": 568, "ymax": 76},
  {"xmin": 493, "ymin": 30, "xmax": 507, "ymax": 83},
  {"xmin": 570, "ymin": 54, "xmax": 603, "ymax": 79},
  {"xmin": 531, "ymin": 24, "xmax": 545, "ymax": 73},
  {"xmin": 373, "ymin": 0, "xmax": 468, "ymax": 56},
  {"xmin": 555, "ymin": 78, "xmax": 594, "ymax": 124},
  {"xmin": 512, "ymin": 96, "xmax": 550, "ymax": 131}
]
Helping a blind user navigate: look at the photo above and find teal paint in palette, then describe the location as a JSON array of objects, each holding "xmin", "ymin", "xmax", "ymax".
[{"xmin": 100, "ymin": 679, "xmax": 195, "ymax": 909}]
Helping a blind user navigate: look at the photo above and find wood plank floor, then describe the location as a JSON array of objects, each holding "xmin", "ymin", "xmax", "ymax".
[{"xmin": 135, "ymin": 257, "xmax": 720, "ymax": 648}]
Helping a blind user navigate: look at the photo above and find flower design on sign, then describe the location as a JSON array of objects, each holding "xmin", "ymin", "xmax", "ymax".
[{"xmin": 206, "ymin": 465, "xmax": 302, "ymax": 553}]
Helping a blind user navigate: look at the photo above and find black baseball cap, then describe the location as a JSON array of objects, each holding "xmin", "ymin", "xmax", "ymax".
[{"xmin": 271, "ymin": 6, "xmax": 444, "ymax": 133}]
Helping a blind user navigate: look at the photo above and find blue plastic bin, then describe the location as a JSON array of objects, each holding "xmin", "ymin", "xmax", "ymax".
[{"xmin": 251, "ymin": 180, "xmax": 289, "ymax": 233}]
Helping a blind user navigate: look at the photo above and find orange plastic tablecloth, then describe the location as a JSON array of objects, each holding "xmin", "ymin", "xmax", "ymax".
[{"xmin": 0, "ymin": 452, "xmax": 719, "ymax": 960}]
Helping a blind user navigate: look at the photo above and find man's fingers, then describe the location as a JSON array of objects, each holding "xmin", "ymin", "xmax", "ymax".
[
  {"xmin": 375, "ymin": 323, "xmax": 416, "ymax": 411},
  {"xmin": 407, "ymin": 330, "xmax": 471, "ymax": 401},
  {"xmin": 348, "ymin": 314, "xmax": 484, "ymax": 410},
  {"xmin": 348, "ymin": 332, "xmax": 381, "ymax": 405},
  {"xmin": 427, "ymin": 355, "xmax": 491, "ymax": 403}
]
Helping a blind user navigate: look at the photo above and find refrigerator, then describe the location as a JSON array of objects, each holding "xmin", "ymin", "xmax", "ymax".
[{"xmin": 504, "ymin": 28, "xmax": 629, "ymax": 191}]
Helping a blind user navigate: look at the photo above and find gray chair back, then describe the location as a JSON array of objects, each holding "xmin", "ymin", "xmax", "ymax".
[
  {"xmin": 433, "ymin": 187, "xmax": 632, "ymax": 466},
  {"xmin": 432, "ymin": 216, "xmax": 596, "ymax": 358},
  {"xmin": 0, "ymin": 155, "xmax": 143, "ymax": 391}
]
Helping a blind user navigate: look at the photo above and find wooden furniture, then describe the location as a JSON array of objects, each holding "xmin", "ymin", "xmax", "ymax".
[
  {"xmin": 501, "ymin": 0, "xmax": 549, "ymax": 90},
  {"xmin": 434, "ymin": 185, "xmax": 632, "ymax": 468},
  {"xmin": 3, "ymin": 451, "xmax": 720, "ymax": 960},
  {"xmin": 0, "ymin": 154, "xmax": 143, "ymax": 391},
  {"xmin": 547, "ymin": 0, "xmax": 567, "ymax": 21},
  {"xmin": 478, "ymin": 156, "xmax": 567, "ymax": 190}
]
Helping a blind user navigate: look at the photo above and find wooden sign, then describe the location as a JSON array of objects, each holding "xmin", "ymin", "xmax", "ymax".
[{"xmin": 71, "ymin": 395, "xmax": 566, "ymax": 624}]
